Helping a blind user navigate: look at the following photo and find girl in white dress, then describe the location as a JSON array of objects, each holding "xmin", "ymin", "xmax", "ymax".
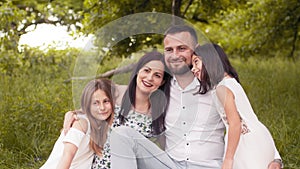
[
  {"xmin": 191, "ymin": 44, "xmax": 283, "ymax": 169},
  {"xmin": 40, "ymin": 79, "xmax": 116, "ymax": 169}
]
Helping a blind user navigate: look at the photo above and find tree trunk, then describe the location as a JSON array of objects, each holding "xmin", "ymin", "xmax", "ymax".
[
  {"xmin": 172, "ymin": 0, "xmax": 182, "ymax": 25},
  {"xmin": 288, "ymin": 17, "xmax": 299, "ymax": 61}
]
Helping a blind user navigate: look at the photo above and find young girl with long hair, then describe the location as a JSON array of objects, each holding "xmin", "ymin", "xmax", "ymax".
[
  {"xmin": 40, "ymin": 78, "xmax": 116, "ymax": 169},
  {"xmin": 191, "ymin": 44, "xmax": 283, "ymax": 169}
]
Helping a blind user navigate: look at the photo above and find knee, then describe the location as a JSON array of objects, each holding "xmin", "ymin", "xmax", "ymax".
[
  {"xmin": 112, "ymin": 126, "xmax": 134, "ymax": 136},
  {"xmin": 110, "ymin": 126, "xmax": 137, "ymax": 152},
  {"xmin": 110, "ymin": 126, "xmax": 135, "ymax": 143}
]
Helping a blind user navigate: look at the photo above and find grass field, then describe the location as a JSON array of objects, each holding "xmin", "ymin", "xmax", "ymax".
[{"xmin": 0, "ymin": 57, "xmax": 299, "ymax": 168}]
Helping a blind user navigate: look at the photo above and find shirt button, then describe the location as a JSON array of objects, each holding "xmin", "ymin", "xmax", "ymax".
[
  {"xmin": 184, "ymin": 134, "xmax": 186, "ymax": 136},
  {"xmin": 182, "ymin": 122, "xmax": 186, "ymax": 125},
  {"xmin": 186, "ymin": 158, "xmax": 189, "ymax": 161},
  {"xmin": 182, "ymin": 106, "xmax": 185, "ymax": 109},
  {"xmin": 186, "ymin": 143, "xmax": 189, "ymax": 146}
]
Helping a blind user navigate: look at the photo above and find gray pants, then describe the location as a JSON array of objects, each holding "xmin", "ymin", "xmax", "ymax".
[
  {"xmin": 110, "ymin": 126, "xmax": 177, "ymax": 169},
  {"xmin": 110, "ymin": 126, "xmax": 221, "ymax": 169}
]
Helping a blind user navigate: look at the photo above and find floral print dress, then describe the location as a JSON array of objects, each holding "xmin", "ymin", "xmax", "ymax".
[{"xmin": 91, "ymin": 106, "xmax": 152, "ymax": 169}]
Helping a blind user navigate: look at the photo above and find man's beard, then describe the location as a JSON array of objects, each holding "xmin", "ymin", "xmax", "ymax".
[{"xmin": 169, "ymin": 64, "xmax": 192, "ymax": 75}]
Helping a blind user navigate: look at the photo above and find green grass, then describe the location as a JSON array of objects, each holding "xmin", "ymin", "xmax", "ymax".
[{"xmin": 0, "ymin": 56, "xmax": 299, "ymax": 168}]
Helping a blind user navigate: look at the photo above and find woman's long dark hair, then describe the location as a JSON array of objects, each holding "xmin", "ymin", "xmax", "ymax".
[
  {"xmin": 194, "ymin": 43, "xmax": 240, "ymax": 94},
  {"xmin": 118, "ymin": 51, "xmax": 172, "ymax": 135},
  {"xmin": 81, "ymin": 78, "xmax": 116, "ymax": 156}
]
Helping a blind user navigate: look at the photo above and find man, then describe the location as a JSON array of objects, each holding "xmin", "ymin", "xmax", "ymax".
[
  {"xmin": 162, "ymin": 25, "xmax": 225, "ymax": 168},
  {"xmin": 64, "ymin": 25, "xmax": 283, "ymax": 169}
]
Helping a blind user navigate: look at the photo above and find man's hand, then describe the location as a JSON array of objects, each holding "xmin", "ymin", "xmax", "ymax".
[
  {"xmin": 63, "ymin": 111, "xmax": 78, "ymax": 135},
  {"xmin": 268, "ymin": 159, "xmax": 283, "ymax": 169}
]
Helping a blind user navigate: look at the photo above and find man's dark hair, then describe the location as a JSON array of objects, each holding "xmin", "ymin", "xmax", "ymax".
[{"xmin": 164, "ymin": 25, "xmax": 198, "ymax": 46}]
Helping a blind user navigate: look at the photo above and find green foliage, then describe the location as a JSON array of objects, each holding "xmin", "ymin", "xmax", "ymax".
[
  {"xmin": 82, "ymin": 0, "xmax": 171, "ymax": 33},
  {"xmin": 1, "ymin": 0, "xmax": 299, "ymax": 60},
  {"xmin": 0, "ymin": 48, "xmax": 77, "ymax": 168},
  {"xmin": 205, "ymin": 0, "xmax": 300, "ymax": 59},
  {"xmin": 79, "ymin": 0, "xmax": 300, "ymax": 60},
  {"xmin": 0, "ymin": 0, "xmax": 85, "ymax": 50},
  {"xmin": 0, "ymin": 1, "xmax": 25, "ymax": 50}
]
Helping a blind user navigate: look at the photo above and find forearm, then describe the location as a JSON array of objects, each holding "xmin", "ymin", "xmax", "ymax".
[
  {"xmin": 56, "ymin": 155, "xmax": 73, "ymax": 169},
  {"xmin": 56, "ymin": 142, "xmax": 78, "ymax": 169},
  {"xmin": 224, "ymin": 123, "xmax": 241, "ymax": 160}
]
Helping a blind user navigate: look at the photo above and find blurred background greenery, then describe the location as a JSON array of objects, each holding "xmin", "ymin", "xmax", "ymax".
[{"xmin": 0, "ymin": 0, "xmax": 299, "ymax": 168}]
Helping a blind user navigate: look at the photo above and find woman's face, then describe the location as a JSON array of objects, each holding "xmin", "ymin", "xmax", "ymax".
[
  {"xmin": 191, "ymin": 54, "xmax": 203, "ymax": 80},
  {"xmin": 90, "ymin": 89, "xmax": 113, "ymax": 121},
  {"xmin": 136, "ymin": 60, "xmax": 165, "ymax": 95}
]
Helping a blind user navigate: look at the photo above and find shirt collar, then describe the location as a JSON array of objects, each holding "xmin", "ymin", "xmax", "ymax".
[{"xmin": 171, "ymin": 76, "xmax": 200, "ymax": 91}]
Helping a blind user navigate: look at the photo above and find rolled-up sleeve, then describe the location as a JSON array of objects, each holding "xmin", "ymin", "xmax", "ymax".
[{"xmin": 63, "ymin": 128, "xmax": 85, "ymax": 148}]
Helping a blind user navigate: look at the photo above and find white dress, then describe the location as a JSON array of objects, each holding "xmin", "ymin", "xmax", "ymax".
[
  {"xmin": 212, "ymin": 78, "xmax": 279, "ymax": 169},
  {"xmin": 40, "ymin": 114, "xmax": 94, "ymax": 169}
]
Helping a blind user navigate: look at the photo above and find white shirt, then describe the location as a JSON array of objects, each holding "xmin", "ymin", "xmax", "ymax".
[
  {"xmin": 165, "ymin": 77, "xmax": 225, "ymax": 166},
  {"xmin": 40, "ymin": 114, "xmax": 94, "ymax": 169}
]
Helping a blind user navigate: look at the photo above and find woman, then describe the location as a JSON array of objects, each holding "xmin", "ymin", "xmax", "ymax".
[
  {"xmin": 40, "ymin": 78, "xmax": 116, "ymax": 169},
  {"xmin": 90, "ymin": 51, "xmax": 172, "ymax": 169},
  {"xmin": 191, "ymin": 44, "xmax": 283, "ymax": 169},
  {"xmin": 117, "ymin": 51, "xmax": 171, "ymax": 136}
]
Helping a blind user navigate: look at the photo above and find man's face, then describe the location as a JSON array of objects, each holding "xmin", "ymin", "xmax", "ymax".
[{"xmin": 163, "ymin": 32, "xmax": 195, "ymax": 75}]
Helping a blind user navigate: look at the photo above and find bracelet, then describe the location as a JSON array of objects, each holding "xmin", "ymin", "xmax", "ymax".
[{"xmin": 273, "ymin": 159, "xmax": 284, "ymax": 168}]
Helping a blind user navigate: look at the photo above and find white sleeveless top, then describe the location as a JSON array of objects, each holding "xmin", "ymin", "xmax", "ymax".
[{"xmin": 40, "ymin": 114, "xmax": 94, "ymax": 169}]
